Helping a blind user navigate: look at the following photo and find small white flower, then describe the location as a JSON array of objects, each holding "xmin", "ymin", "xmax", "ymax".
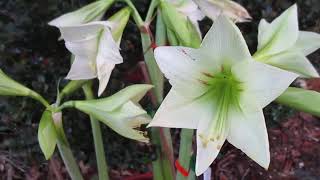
[
  {"xmin": 49, "ymin": 8, "xmax": 130, "ymax": 96},
  {"xmin": 254, "ymin": 4, "xmax": 320, "ymax": 77},
  {"xmin": 53, "ymin": 22, "xmax": 122, "ymax": 96},
  {"xmin": 193, "ymin": 0, "xmax": 252, "ymax": 22},
  {"xmin": 148, "ymin": 16, "xmax": 298, "ymax": 175}
]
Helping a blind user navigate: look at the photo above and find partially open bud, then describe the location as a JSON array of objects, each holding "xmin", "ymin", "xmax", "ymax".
[
  {"xmin": 63, "ymin": 84, "xmax": 153, "ymax": 142},
  {"xmin": 48, "ymin": 0, "xmax": 114, "ymax": 27},
  {"xmin": 193, "ymin": 0, "xmax": 252, "ymax": 22},
  {"xmin": 160, "ymin": 1, "xmax": 202, "ymax": 47}
]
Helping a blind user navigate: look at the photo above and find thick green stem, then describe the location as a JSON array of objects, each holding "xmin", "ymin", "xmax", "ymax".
[
  {"xmin": 57, "ymin": 141, "xmax": 84, "ymax": 180},
  {"xmin": 82, "ymin": 83, "xmax": 109, "ymax": 180},
  {"xmin": 124, "ymin": 1, "xmax": 174, "ymax": 179},
  {"xmin": 53, "ymin": 112, "xmax": 84, "ymax": 180},
  {"xmin": 176, "ymin": 129, "xmax": 194, "ymax": 180}
]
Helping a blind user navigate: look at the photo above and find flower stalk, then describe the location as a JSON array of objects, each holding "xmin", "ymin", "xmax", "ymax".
[
  {"xmin": 52, "ymin": 112, "xmax": 84, "ymax": 180},
  {"xmin": 123, "ymin": 0, "xmax": 175, "ymax": 179},
  {"xmin": 82, "ymin": 83, "xmax": 109, "ymax": 180}
]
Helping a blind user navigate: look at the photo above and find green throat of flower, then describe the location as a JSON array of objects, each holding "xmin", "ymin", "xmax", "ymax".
[{"xmin": 199, "ymin": 67, "xmax": 243, "ymax": 149}]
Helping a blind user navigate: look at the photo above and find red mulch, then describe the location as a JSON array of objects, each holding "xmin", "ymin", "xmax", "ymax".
[{"xmin": 210, "ymin": 112, "xmax": 320, "ymax": 180}]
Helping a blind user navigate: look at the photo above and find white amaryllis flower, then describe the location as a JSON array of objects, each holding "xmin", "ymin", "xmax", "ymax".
[
  {"xmin": 193, "ymin": 0, "xmax": 252, "ymax": 22},
  {"xmin": 148, "ymin": 16, "xmax": 298, "ymax": 175},
  {"xmin": 50, "ymin": 21, "xmax": 122, "ymax": 96},
  {"xmin": 254, "ymin": 4, "xmax": 320, "ymax": 78}
]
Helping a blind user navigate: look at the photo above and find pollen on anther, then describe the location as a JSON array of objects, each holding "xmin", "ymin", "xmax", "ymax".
[
  {"xmin": 198, "ymin": 79, "xmax": 209, "ymax": 85},
  {"xmin": 203, "ymin": 72, "xmax": 214, "ymax": 78},
  {"xmin": 216, "ymin": 145, "xmax": 221, "ymax": 150}
]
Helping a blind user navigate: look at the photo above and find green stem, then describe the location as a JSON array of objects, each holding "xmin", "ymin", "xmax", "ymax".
[
  {"xmin": 53, "ymin": 112, "xmax": 84, "ymax": 180},
  {"xmin": 82, "ymin": 83, "xmax": 109, "ymax": 180},
  {"xmin": 57, "ymin": 80, "xmax": 89, "ymax": 105},
  {"xmin": 145, "ymin": 0, "xmax": 158, "ymax": 22},
  {"xmin": 124, "ymin": 1, "xmax": 174, "ymax": 179},
  {"xmin": 176, "ymin": 129, "xmax": 194, "ymax": 180},
  {"xmin": 29, "ymin": 91, "xmax": 50, "ymax": 108}
]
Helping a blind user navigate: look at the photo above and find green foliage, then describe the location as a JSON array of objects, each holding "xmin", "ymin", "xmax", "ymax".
[{"xmin": 38, "ymin": 110, "xmax": 57, "ymax": 160}]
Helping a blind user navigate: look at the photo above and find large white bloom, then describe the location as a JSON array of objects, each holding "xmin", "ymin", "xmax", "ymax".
[
  {"xmin": 148, "ymin": 16, "xmax": 298, "ymax": 175},
  {"xmin": 254, "ymin": 4, "xmax": 320, "ymax": 77},
  {"xmin": 50, "ymin": 21, "xmax": 122, "ymax": 96}
]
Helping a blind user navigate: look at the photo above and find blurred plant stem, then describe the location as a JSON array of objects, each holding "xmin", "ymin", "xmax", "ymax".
[
  {"xmin": 83, "ymin": 82, "xmax": 109, "ymax": 180},
  {"xmin": 176, "ymin": 130, "xmax": 194, "ymax": 180},
  {"xmin": 124, "ymin": 0, "xmax": 175, "ymax": 179},
  {"xmin": 53, "ymin": 111, "xmax": 84, "ymax": 180}
]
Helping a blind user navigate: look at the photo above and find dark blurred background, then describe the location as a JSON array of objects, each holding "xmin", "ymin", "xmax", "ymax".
[{"xmin": 0, "ymin": 0, "xmax": 320, "ymax": 179}]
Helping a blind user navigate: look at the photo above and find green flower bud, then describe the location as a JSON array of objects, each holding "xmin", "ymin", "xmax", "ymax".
[
  {"xmin": 160, "ymin": 1, "xmax": 201, "ymax": 48},
  {"xmin": 276, "ymin": 87, "xmax": 320, "ymax": 117},
  {"xmin": 108, "ymin": 7, "xmax": 131, "ymax": 43},
  {"xmin": 0, "ymin": 69, "xmax": 32, "ymax": 96}
]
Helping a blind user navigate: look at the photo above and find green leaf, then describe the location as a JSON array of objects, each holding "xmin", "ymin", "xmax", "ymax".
[
  {"xmin": 276, "ymin": 87, "xmax": 320, "ymax": 117},
  {"xmin": 38, "ymin": 110, "xmax": 57, "ymax": 160}
]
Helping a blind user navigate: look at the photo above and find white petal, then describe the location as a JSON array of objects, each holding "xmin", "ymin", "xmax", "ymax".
[
  {"xmin": 193, "ymin": 0, "xmax": 221, "ymax": 20},
  {"xmin": 265, "ymin": 52, "xmax": 319, "ymax": 78},
  {"xmin": 291, "ymin": 31, "xmax": 320, "ymax": 56},
  {"xmin": 193, "ymin": 0, "xmax": 251, "ymax": 22},
  {"xmin": 64, "ymin": 35, "xmax": 98, "ymax": 60},
  {"xmin": 96, "ymin": 28, "xmax": 123, "ymax": 95},
  {"xmin": 200, "ymin": 16, "xmax": 251, "ymax": 67},
  {"xmin": 257, "ymin": 19, "xmax": 270, "ymax": 42},
  {"xmin": 154, "ymin": 46, "xmax": 209, "ymax": 98},
  {"xmin": 232, "ymin": 60, "xmax": 298, "ymax": 108},
  {"xmin": 257, "ymin": 4, "xmax": 298, "ymax": 55},
  {"xmin": 97, "ymin": 63, "xmax": 115, "ymax": 96},
  {"xmin": 148, "ymin": 89, "xmax": 206, "ymax": 129},
  {"xmin": 227, "ymin": 96, "xmax": 270, "ymax": 169},
  {"xmin": 66, "ymin": 56, "xmax": 96, "ymax": 80},
  {"xmin": 99, "ymin": 101, "xmax": 150, "ymax": 143},
  {"xmin": 177, "ymin": 0, "xmax": 205, "ymax": 22},
  {"xmin": 195, "ymin": 106, "xmax": 226, "ymax": 176},
  {"xmin": 195, "ymin": 132, "xmax": 224, "ymax": 176}
]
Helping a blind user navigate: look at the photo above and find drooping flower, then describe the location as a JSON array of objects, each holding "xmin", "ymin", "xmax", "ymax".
[
  {"xmin": 63, "ymin": 84, "xmax": 153, "ymax": 142},
  {"xmin": 49, "ymin": 8, "xmax": 130, "ymax": 96},
  {"xmin": 253, "ymin": 4, "xmax": 320, "ymax": 77},
  {"xmin": 193, "ymin": 0, "xmax": 252, "ymax": 22},
  {"xmin": 148, "ymin": 16, "xmax": 298, "ymax": 175}
]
